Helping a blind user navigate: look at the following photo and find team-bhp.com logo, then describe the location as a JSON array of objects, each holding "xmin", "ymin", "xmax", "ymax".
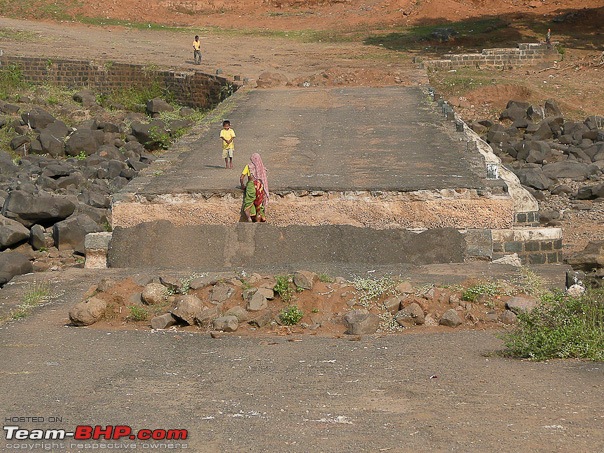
[{"xmin": 4, "ymin": 425, "xmax": 188, "ymax": 441}]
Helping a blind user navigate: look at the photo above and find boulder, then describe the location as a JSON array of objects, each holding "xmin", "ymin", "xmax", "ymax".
[
  {"xmin": 38, "ymin": 121, "xmax": 69, "ymax": 157},
  {"xmin": 65, "ymin": 128, "xmax": 104, "ymax": 157},
  {"xmin": 439, "ymin": 309, "xmax": 462, "ymax": 327},
  {"xmin": 247, "ymin": 290, "xmax": 268, "ymax": 311},
  {"xmin": 0, "ymin": 215, "xmax": 30, "ymax": 249},
  {"xmin": 72, "ymin": 89, "xmax": 98, "ymax": 108},
  {"xmin": 69, "ymin": 297, "xmax": 107, "ymax": 326},
  {"xmin": 0, "ymin": 151, "xmax": 18, "ymax": 176},
  {"xmin": 542, "ymin": 161, "xmax": 592, "ymax": 180},
  {"xmin": 225, "ymin": 306, "xmax": 250, "ymax": 322},
  {"xmin": 52, "ymin": 214, "xmax": 104, "ymax": 253},
  {"xmin": 512, "ymin": 167, "xmax": 553, "ymax": 190},
  {"xmin": 499, "ymin": 310, "xmax": 518, "ymax": 325},
  {"xmin": 0, "ymin": 251, "xmax": 33, "ymax": 286},
  {"xmin": 505, "ymin": 296, "xmax": 539, "ymax": 314},
  {"xmin": 567, "ymin": 240, "xmax": 604, "ymax": 271},
  {"xmin": 29, "ymin": 224, "xmax": 46, "ymax": 250},
  {"xmin": 343, "ymin": 309, "xmax": 380, "ymax": 335},
  {"xmin": 395, "ymin": 303, "xmax": 425, "ymax": 327},
  {"xmin": 210, "ymin": 284, "xmax": 234, "ymax": 303},
  {"xmin": 293, "ymin": 270, "xmax": 317, "ymax": 290},
  {"xmin": 544, "ymin": 99, "xmax": 562, "ymax": 117},
  {"xmin": 150, "ymin": 313, "xmax": 178, "ymax": 330},
  {"xmin": 21, "ymin": 108, "xmax": 56, "ymax": 131},
  {"xmin": 2, "ymin": 190, "xmax": 76, "ymax": 227},
  {"xmin": 170, "ymin": 294, "xmax": 205, "ymax": 325},
  {"xmin": 141, "ymin": 283, "xmax": 167, "ymax": 305},
  {"xmin": 146, "ymin": 98, "xmax": 174, "ymax": 116},
  {"xmin": 213, "ymin": 315, "xmax": 239, "ymax": 332}
]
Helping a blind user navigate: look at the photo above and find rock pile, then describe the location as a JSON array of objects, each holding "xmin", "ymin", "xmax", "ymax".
[
  {"xmin": 0, "ymin": 90, "xmax": 197, "ymax": 285},
  {"xmin": 68, "ymin": 271, "xmax": 534, "ymax": 335},
  {"xmin": 468, "ymin": 99, "xmax": 604, "ymax": 204}
]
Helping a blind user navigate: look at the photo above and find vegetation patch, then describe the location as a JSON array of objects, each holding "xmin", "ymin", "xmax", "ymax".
[{"xmin": 502, "ymin": 289, "xmax": 604, "ymax": 361}]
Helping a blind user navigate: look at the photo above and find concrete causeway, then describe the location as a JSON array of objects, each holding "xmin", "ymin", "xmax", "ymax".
[{"xmin": 107, "ymin": 86, "xmax": 561, "ymax": 269}]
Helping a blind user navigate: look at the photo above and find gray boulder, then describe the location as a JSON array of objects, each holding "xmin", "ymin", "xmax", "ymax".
[
  {"xmin": 146, "ymin": 98, "xmax": 174, "ymax": 116},
  {"xmin": 52, "ymin": 214, "xmax": 104, "ymax": 253},
  {"xmin": 542, "ymin": 161, "xmax": 592, "ymax": 180},
  {"xmin": 0, "ymin": 215, "xmax": 30, "ymax": 249},
  {"xmin": 293, "ymin": 270, "xmax": 317, "ymax": 290},
  {"xmin": 0, "ymin": 151, "xmax": 18, "ymax": 176},
  {"xmin": 21, "ymin": 108, "xmax": 56, "ymax": 131},
  {"xmin": 343, "ymin": 309, "xmax": 380, "ymax": 335},
  {"xmin": 0, "ymin": 251, "xmax": 33, "ymax": 286},
  {"xmin": 2, "ymin": 190, "xmax": 76, "ymax": 227},
  {"xmin": 65, "ymin": 128, "xmax": 104, "ymax": 157},
  {"xmin": 567, "ymin": 240, "xmax": 604, "ymax": 271},
  {"xmin": 439, "ymin": 309, "xmax": 462, "ymax": 327},
  {"xmin": 29, "ymin": 224, "xmax": 46, "ymax": 250},
  {"xmin": 213, "ymin": 315, "xmax": 239, "ymax": 332},
  {"xmin": 150, "ymin": 313, "xmax": 177, "ymax": 330},
  {"xmin": 505, "ymin": 296, "xmax": 538, "ymax": 314},
  {"xmin": 38, "ymin": 121, "xmax": 70, "ymax": 157},
  {"xmin": 544, "ymin": 99, "xmax": 562, "ymax": 117},
  {"xmin": 170, "ymin": 294, "xmax": 205, "ymax": 325},
  {"xmin": 72, "ymin": 89, "xmax": 98, "ymax": 108},
  {"xmin": 513, "ymin": 167, "xmax": 553, "ymax": 190}
]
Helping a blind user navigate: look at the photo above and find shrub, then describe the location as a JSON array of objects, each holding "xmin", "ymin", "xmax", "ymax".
[
  {"xmin": 461, "ymin": 281, "xmax": 500, "ymax": 302},
  {"xmin": 274, "ymin": 275, "xmax": 294, "ymax": 302},
  {"xmin": 279, "ymin": 305, "xmax": 304, "ymax": 325},
  {"xmin": 127, "ymin": 305, "xmax": 149, "ymax": 322},
  {"xmin": 502, "ymin": 289, "xmax": 604, "ymax": 361}
]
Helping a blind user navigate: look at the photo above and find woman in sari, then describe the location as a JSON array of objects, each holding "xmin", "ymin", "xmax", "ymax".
[{"xmin": 240, "ymin": 153, "xmax": 269, "ymax": 222}]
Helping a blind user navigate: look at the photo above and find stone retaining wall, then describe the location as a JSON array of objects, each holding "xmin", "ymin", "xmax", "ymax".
[
  {"xmin": 422, "ymin": 43, "xmax": 558, "ymax": 70},
  {"xmin": 0, "ymin": 55, "xmax": 236, "ymax": 109},
  {"xmin": 492, "ymin": 228, "xmax": 563, "ymax": 264}
]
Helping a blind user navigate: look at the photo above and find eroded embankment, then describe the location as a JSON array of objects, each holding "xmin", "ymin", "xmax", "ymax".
[{"xmin": 112, "ymin": 189, "xmax": 515, "ymax": 230}]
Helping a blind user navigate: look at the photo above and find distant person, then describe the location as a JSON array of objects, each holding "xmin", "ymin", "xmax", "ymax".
[
  {"xmin": 241, "ymin": 157, "xmax": 267, "ymax": 223},
  {"xmin": 546, "ymin": 28, "xmax": 551, "ymax": 48},
  {"xmin": 193, "ymin": 35, "xmax": 202, "ymax": 65},
  {"xmin": 220, "ymin": 120, "xmax": 236, "ymax": 169}
]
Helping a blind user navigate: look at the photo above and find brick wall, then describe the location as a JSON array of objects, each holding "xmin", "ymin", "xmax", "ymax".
[
  {"xmin": 0, "ymin": 55, "xmax": 236, "ymax": 109},
  {"xmin": 421, "ymin": 43, "xmax": 559, "ymax": 70}
]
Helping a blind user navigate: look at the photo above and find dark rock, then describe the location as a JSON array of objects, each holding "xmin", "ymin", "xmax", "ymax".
[
  {"xmin": 0, "ymin": 151, "xmax": 18, "ymax": 176},
  {"xmin": 52, "ymin": 214, "xmax": 104, "ymax": 253},
  {"xmin": 150, "ymin": 313, "xmax": 178, "ymax": 330},
  {"xmin": 29, "ymin": 224, "xmax": 46, "ymax": 250},
  {"xmin": 72, "ymin": 89, "xmax": 98, "ymax": 108},
  {"xmin": 0, "ymin": 215, "xmax": 30, "ymax": 249},
  {"xmin": 170, "ymin": 294, "xmax": 205, "ymax": 325},
  {"xmin": 146, "ymin": 98, "xmax": 174, "ymax": 116},
  {"xmin": 2, "ymin": 190, "xmax": 76, "ymax": 227},
  {"xmin": 513, "ymin": 167, "xmax": 553, "ymax": 190},
  {"xmin": 0, "ymin": 251, "xmax": 34, "ymax": 286},
  {"xmin": 506, "ymin": 296, "xmax": 539, "ymax": 314},
  {"xmin": 213, "ymin": 315, "xmax": 239, "ymax": 332},
  {"xmin": 21, "ymin": 108, "xmax": 57, "ymax": 131},
  {"xmin": 65, "ymin": 128, "xmax": 104, "ymax": 157},
  {"xmin": 542, "ymin": 161, "xmax": 592, "ymax": 180},
  {"xmin": 544, "ymin": 99, "xmax": 562, "ymax": 117},
  {"xmin": 395, "ymin": 302, "xmax": 425, "ymax": 327}
]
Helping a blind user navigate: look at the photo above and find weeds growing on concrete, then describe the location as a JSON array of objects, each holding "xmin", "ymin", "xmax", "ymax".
[
  {"xmin": 502, "ymin": 289, "xmax": 604, "ymax": 361},
  {"xmin": 9, "ymin": 282, "xmax": 52, "ymax": 320}
]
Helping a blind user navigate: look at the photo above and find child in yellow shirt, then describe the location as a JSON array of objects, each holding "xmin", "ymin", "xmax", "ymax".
[{"xmin": 220, "ymin": 120, "xmax": 236, "ymax": 169}]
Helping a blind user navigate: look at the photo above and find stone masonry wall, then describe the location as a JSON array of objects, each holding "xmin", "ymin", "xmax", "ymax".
[
  {"xmin": 491, "ymin": 228, "xmax": 563, "ymax": 264},
  {"xmin": 0, "ymin": 55, "xmax": 235, "ymax": 109},
  {"xmin": 422, "ymin": 43, "xmax": 558, "ymax": 70}
]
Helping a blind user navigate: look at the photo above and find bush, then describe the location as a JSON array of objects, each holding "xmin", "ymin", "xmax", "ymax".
[
  {"xmin": 274, "ymin": 275, "xmax": 294, "ymax": 302},
  {"xmin": 279, "ymin": 305, "xmax": 304, "ymax": 325},
  {"xmin": 462, "ymin": 281, "xmax": 500, "ymax": 302},
  {"xmin": 127, "ymin": 305, "xmax": 149, "ymax": 322},
  {"xmin": 502, "ymin": 289, "xmax": 604, "ymax": 361}
]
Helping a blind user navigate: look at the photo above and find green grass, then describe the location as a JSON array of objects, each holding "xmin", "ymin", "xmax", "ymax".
[
  {"xmin": 502, "ymin": 289, "xmax": 604, "ymax": 361},
  {"xmin": 0, "ymin": 63, "xmax": 30, "ymax": 100}
]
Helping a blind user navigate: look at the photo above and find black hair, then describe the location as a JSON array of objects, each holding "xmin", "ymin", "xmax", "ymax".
[{"xmin": 222, "ymin": 120, "xmax": 230, "ymax": 126}]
